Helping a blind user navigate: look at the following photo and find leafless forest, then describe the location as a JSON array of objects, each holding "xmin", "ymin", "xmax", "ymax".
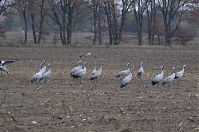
[
  {"xmin": 0, "ymin": 0, "xmax": 198, "ymax": 132},
  {"xmin": 0, "ymin": 0, "xmax": 198, "ymax": 46}
]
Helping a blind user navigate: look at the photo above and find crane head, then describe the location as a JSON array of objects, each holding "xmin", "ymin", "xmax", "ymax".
[{"xmin": 183, "ymin": 65, "xmax": 186, "ymax": 68}]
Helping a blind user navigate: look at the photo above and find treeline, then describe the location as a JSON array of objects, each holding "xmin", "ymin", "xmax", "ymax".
[{"xmin": 0, "ymin": 0, "xmax": 198, "ymax": 46}]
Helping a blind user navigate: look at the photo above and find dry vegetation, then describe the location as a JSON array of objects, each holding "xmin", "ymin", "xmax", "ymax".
[{"xmin": 0, "ymin": 45, "xmax": 198, "ymax": 132}]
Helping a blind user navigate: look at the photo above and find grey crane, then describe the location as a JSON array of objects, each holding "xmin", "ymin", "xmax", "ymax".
[
  {"xmin": 90, "ymin": 56, "xmax": 103, "ymax": 84},
  {"xmin": 120, "ymin": 67, "xmax": 134, "ymax": 88},
  {"xmin": 40, "ymin": 63, "xmax": 52, "ymax": 82},
  {"xmin": 91, "ymin": 55, "xmax": 97, "ymax": 75},
  {"xmin": 116, "ymin": 62, "xmax": 131, "ymax": 78},
  {"xmin": 175, "ymin": 65, "xmax": 186, "ymax": 79},
  {"xmin": 174, "ymin": 65, "xmax": 186, "ymax": 86},
  {"xmin": 70, "ymin": 52, "xmax": 91, "ymax": 77},
  {"xmin": 151, "ymin": 65, "xmax": 165, "ymax": 86},
  {"xmin": 162, "ymin": 67, "xmax": 176, "ymax": 87},
  {"xmin": 31, "ymin": 60, "xmax": 46, "ymax": 83},
  {"xmin": 90, "ymin": 66, "xmax": 102, "ymax": 81},
  {"xmin": 70, "ymin": 60, "xmax": 83, "ymax": 77},
  {"xmin": 0, "ymin": 60, "xmax": 15, "ymax": 75},
  {"xmin": 137, "ymin": 61, "xmax": 144, "ymax": 80},
  {"xmin": 38, "ymin": 60, "xmax": 46, "ymax": 73},
  {"xmin": 71, "ymin": 61, "xmax": 87, "ymax": 79}
]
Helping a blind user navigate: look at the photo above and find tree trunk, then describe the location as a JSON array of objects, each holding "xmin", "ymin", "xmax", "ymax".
[
  {"xmin": 158, "ymin": 34, "xmax": 160, "ymax": 45},
  {"xmin": 38, "ymin": 0, "xmax": 45, "ymax": 44},
  {"xmin": 108, "ymin": 28, "xmax": 113, "ymax": 45},
  {"xmin": 93, "ymin": 0, "xmax": 97, "ymax": 45},
  {"xmin": 38, "ymin": 16, "xmax": 44, "ymax": 44},
  {"xmin": 165, "ymin": 35, "xmax": 171, "ymax": 46},
  {"xmin": 164, "ymin": 19, "xmax": 171, "ymax": 46},
  {"xmin": 147, "ymin": 8, "xmax": 152, "ymax": 45},
  {"xmin": 67, "ymin": 27, "xmax": 72, "ymax": 45},
  {"xmin": 112, "ymin": 2, "xmax": 119, "ymax": 45},
  {"xmin": 59, "ymin": 26, "xmax": 65, "ymax": 45},
  {"xmin": 138, "ymin": 28, "xmax": 142, "ymax": 46},
  {"xmin": 23, "ymin": 10, "xmax": 28, "ymax": 44},
  {"xmin": 98, "ymin": 6, "xmax": 102, "ymax": 45},
  {"xmin": 31, "ymin": 13, "xmax": 37, "ymax": 44},
  {"xmin": 67, "ymin": 9, "xmax": 73, "ymax": 45},
  {"xmin": 118, "ymin": 10, "xmax": 126, "ymax": 44}
]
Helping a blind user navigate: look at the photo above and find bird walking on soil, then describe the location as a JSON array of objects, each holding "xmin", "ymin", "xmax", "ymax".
[
  {"xmin": 120, "ymin": 67, "xmax": 134, "ymax": 88},
  {"xmin": 40, "ymin": 63, "xmax": 52, "ymax": 82},
  {"xmin": 0, "ymin": 60, "xmax": 15, "ymax": 75},
  {"xmin": 116, "ymin": 62, "xmax": 131, "ymax": 78},
  {"xmin": 31, "ymin": 60, "xmax": 46, "ymax": 83},
  {"xmin": 151, "ymin": 65, "xmax": 165, "ymax": 86},
  {"xmin": 137, "ymin": 61, "xmax": 144, "ymax": 80},
  {"xmin": 90, "ymin": 55, "xmax": 103, "ymax": 84},
  {"xmin": 174, "ymin": 65, "xmax": 186, "ymax": 86},
  {"xmin": 162, "ymin": 67, "xmax": 176, "ymax": 87},
  {"xmin": 71, "ymin": 61, "xmax": 87, "ymax": 84}
]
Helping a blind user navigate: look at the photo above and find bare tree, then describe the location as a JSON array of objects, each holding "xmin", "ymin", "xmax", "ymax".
[
  {"xmin": 28, "ymin": 0, "xmax": 46, "ymax": 44},
  {"xmin": 146, "ymin": 0, "xmax": 157, "ymax": 45},
  {"xmin": 48, "ymin": 0, "xmax": 87, "ymax": 45},
  {"xmin": 15, "ymin": 0, "xmax": 29, "ymax": 44},
  {"xmin": 158, "ymin": 0, "xmax": 190, "ymax": 45},
  {"xmin": 92, "ymin": 0, "xmax": 103, "ymax": 45},
  {"xmin": 92, "ymin": 0, "xmax": 97, "ymax": 45},
  {"xmin": 102, "ymin": 0, "xmax": 135, "ymax": 45},
  {"xmin": 133, "ymin": 0, "xmax": 148, "ymax": 45},
  {"xmin": 0, "ymin": 0, "xmax": 13, "ymax": 39},
  {"xmin": 102, "ymin": 0, "xmax": 114, "ymax": 44},
  {"xmin": 0, "ymin": 0, "xmax": 13, "ymax": 14},
  {"xmin": 119, "ymin": 0, "xmax": 136, "ymax": 43}
]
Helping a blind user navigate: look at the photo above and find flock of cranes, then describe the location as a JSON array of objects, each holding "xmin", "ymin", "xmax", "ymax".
[{"xmin": 0, "ymin": 52, "xmax": 186, "ymax": 88}]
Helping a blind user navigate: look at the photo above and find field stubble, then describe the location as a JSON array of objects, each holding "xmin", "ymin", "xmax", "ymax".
[{"xmin": 0, "ymin": 46, "xmax": 198, "ymax": 132}]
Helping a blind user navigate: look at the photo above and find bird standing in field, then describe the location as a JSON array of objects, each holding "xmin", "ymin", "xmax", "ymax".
[
  {"xmin": 137, "ymin": 61, "xmax": 144, "ymax": 80},
  {"xmin": 89, "ymin": 54, "xmax": 102, "ymax": 88},
  {"xmin": 71, "ymin": 61, "xmax": 87, "ymax": 83},
  {"xmin": 90, "ymin": 66, "xmax": 102, "ymax": 81},
  {"xmin": 162, "ymin": 67, "xmax": 176, "ymax": 87},
  {"xmin": 31, "ymin": 60, "xmax": 46, "ymax": 83},
  {"xmin": 70, "ymin": 60, "xmax": 83, "ymax": 77},
  {"xmin": 0, "ymin": 60, "xmax": 15, "ymax": 75},
  {"xmin": 70, "ymin": 52, "xmax": 91, "ymax": 77},
  {"xmin": 38, "ymin": 60, "xmax": 46, "ymax": 73},
  {"xmin": 175, "ymin": 65, "xmax": 186, "ymax": 86},
  {"xmin": 40, "ymin": 63, "xmax": 52, "ymax": 82},
  {"xmin": 116, "ymin": 62, "xmax": 131, "ymax": 78},
  {"xmin": 151, "ymin": 65, "xmax": 165, "ymax": 86},
  {"xmin": 175, "ymin": 65, "xmax": 186, "ymax": 79},
  {"xmin": 91, "ymin": 55, "xmax": 97, "ymax": 75},
  {"xmin": 120, "ymin": 67, "xmax": 134, "ymax": 88}
]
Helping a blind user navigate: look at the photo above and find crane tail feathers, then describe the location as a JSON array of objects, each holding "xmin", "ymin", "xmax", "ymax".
[
  {"xmin": 151, "ymin": 81, "xmax": 158, "ymax": 86},
  {"xmin": 120, "ymin": 83, "xmax": 127, "ymax": 88},
  {"xmin": 90, "ymin": 76, "xmax": 97, "ymax": 80}
]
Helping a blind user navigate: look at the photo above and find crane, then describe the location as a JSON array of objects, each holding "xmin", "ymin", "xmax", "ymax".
[
  {"xmin": 162, "ymin": 67, "xmax": 176, "ymax": 87},
  {"xmin": 151, "ymin": 65, "xmax": 165, "ymax": 86}
]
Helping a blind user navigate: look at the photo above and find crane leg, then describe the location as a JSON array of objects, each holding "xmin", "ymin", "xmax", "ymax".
[
  {"xmin": 94, "ymin": 80, "xmax": 97, "ymax": 87},
  {"xmin": 157, "ymin": 83, "xmax": 159, "ymax": 88},
  {"xmin": 177, "ymin": 80, "xmax": 180, "ymax": 87},
  {"xmin": 4, "ymin": 70, "xmax": 9, "ymax": 75},
  {"xmin": 80, "ymin": 78, "xmax": 83, "ymax": 84}
]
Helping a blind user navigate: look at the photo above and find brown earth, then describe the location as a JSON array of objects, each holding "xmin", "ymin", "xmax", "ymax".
[{"xmin": 0, "ymin": 46, "xmax": 198, "ymax": 132}]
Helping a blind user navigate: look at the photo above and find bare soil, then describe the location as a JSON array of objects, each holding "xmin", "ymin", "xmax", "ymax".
[{"xmin": 0, "ymin": 46, "xmax": 198, "ymax": 132}]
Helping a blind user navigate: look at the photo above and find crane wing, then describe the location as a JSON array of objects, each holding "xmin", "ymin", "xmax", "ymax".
[{"xmin": 2, "ymin": 60, "xmax": 15, "ymax": 66}]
